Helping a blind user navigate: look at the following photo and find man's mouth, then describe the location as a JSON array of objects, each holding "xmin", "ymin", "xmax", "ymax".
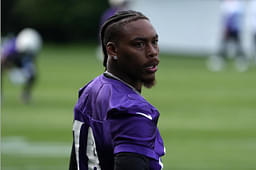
[{"xmin": 145, "ymin": 63, "xmax": 158, "ymax": 73}]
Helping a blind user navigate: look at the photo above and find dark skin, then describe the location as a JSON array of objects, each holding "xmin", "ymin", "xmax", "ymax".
[{"xmin": 106, "ymin": 19, "xmax": 159, "ymax": 92}]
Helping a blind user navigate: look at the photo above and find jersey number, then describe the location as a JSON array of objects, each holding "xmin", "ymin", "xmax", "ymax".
[{"xmin": 73, "ymin": 120, "xmax": 101, "ymax": 170}]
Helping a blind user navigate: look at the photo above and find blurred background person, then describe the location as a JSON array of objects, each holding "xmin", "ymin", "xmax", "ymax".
[
  {"xmin": 207, "ymin": 0, "xmax": 248, "ymax": 72},
  {"xmin": 251, "ymin": 0, "xmax": 256, "ymax": 63},
  {"xmin": 1, "ymin": 28, "xmax": 42, "ymax": 104},
  {"xmin": 96, "ymin": 0, "xmax": 129, "ymax": 61}
]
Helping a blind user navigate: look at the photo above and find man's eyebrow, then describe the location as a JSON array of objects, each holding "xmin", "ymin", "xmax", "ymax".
[
  {"xmin": 133, "ymin": 34, "xmax": 158, "ymax": 41},
  {"xmin": 133, "ymin": 37, "xmax": 147, "ymax": 41}
]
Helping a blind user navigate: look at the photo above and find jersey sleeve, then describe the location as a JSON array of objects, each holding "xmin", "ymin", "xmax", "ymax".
[{"xmin": 107, "ymin": 109, "xmax": 159, "ymax": 160}]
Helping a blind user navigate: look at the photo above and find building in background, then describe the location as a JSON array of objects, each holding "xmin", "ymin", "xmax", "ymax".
[{"xmin": 130, "ymin": 0, "xmax": 252, "ymax": 57}]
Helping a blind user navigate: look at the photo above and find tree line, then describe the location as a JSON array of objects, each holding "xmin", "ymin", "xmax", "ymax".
[{"xmin": 2, "ymin": 0, "xmax": 109, "ymax": 43}]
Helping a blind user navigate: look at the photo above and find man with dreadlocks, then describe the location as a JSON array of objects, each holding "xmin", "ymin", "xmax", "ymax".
[{"xmin": 69, "ymin": 10, "xmax": 165, "ymax": 170}]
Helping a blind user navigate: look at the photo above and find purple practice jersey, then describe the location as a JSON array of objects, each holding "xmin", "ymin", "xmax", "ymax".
[
  {"xmin": 1, "ymin": 38, "xmax": 17, "ymax": 60},
  {"xmin": 72, "ymin": 72, "xmax": 165, "ymax": 170}
]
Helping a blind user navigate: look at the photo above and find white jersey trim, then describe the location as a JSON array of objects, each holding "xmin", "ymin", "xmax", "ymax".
[
  {"xmin": 135, "ymin": 112, "xmax": 153, "ymax": 120},
  {"xmin": 73, "ymin": 120, "xmax": 84, "ymax": 170},
  {"xmin": 159, "ymin": 158, "xmax": 164, "ymax": 170},
  {"xmin": 87, "ymin": 127, "xmax": 101, "ymax": 170}
]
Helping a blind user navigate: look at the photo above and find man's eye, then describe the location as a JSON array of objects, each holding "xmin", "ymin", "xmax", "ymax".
[
  {"xmin": 152, "ymin": 39, "xmax": 158, "ymax": 46},
  {"xmin": 135, "ymin": 42, "xmax": 145, "ymax": 48}
]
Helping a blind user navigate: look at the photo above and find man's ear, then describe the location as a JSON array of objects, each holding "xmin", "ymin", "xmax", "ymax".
[{"xmin": 106, "ymin": 42, "xmax": 117, "ymax": 57}]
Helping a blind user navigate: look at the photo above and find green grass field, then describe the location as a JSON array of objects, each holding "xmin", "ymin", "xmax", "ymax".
[{"xmin": 1, "ymin": 44, "xmax": 256, "ymax": 170}]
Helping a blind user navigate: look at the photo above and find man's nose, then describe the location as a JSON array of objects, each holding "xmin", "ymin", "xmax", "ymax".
[{"xmin": 147, "ymin": 43, "xmax": 159, "ymax": 58}]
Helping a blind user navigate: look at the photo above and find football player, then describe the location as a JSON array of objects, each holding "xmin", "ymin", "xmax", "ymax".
[
  {"xmin": 69, "ymin": 10, "xmax": 165, "ymax": 170},
  {"xmin": 1, "ymin": 28, "xmax": 42, "ymax": 103}
]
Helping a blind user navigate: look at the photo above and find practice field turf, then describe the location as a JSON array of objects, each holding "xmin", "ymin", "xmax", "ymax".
[{"xmin": 1, "ymin": 44, "xmax": 256, "ymax": 170}]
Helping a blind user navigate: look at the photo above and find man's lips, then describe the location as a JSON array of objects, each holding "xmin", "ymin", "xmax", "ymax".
[{"xmin": 145, "ymin": 62, "xmax": 158, "ymax": 73}]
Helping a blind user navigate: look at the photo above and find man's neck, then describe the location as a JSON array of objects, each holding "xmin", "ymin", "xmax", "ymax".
[{"xmin": 105, "ymin": 70, "xmax": 142, "ymax": 94}]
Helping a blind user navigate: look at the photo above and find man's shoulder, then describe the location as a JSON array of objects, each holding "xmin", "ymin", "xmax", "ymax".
[{"xmin": 77, "ymin": 74, "xmax": 130, "ymax": 101}]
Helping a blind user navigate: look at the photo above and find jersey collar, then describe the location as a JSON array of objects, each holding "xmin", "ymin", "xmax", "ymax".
[{"xmin": 104, "ymin": 71, "xmax": 141, "ymax": 95}]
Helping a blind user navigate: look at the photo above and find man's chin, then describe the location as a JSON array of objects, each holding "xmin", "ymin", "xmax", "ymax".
[{"xmin": 143, "ymin": 78, "xmax": 156, "ymax": 89}]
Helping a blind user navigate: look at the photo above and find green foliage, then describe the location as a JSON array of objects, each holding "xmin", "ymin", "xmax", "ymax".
[
  {"xmin": 2, "ymin": 44, "xmax": 256, "ymax": 169},
  {"xmin": 2, "ymin": 0, "xmax": 109, "ymax": 42}
]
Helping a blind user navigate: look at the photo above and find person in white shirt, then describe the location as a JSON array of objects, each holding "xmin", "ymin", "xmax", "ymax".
[
  {"xmin": 207, "ymin": 0, "xmax": 248, "ymax": 72},
  {"xmin": 250, "ymin": 0, "xmax": 256, "ymax": 63}
]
